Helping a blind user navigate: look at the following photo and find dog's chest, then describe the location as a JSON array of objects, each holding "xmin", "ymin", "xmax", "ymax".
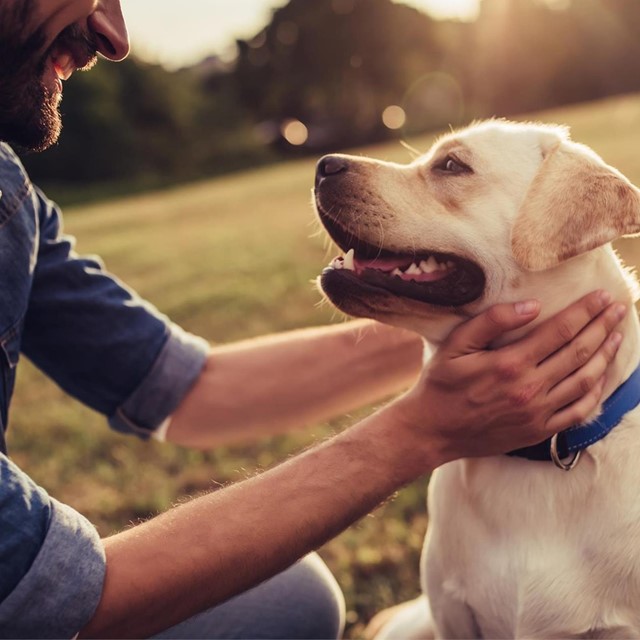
[{"xmin": 424, "ymin": 431, "xmax": 640, "ymax": 638}]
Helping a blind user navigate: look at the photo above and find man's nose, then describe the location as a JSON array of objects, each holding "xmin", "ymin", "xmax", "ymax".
[{"xmin": 88, "ymin": 0, "xmax": 130, "ymax": 61}]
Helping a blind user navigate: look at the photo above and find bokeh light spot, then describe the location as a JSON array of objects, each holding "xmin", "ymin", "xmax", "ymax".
[
  {"xmin": 249, "ymin": 31, "xmax": 267, "ymax": 49},
  {"xmin": 277, "ymin": 21, "xmax": 299, "ymax": 46},
  {"xmin": 382, "ymin": 105, "xmax": 407, "ymax": 130},
  {"xmin": 350, "ymin": 54, "xmax": 363, "ymax": 69},
  {"xmin": 282, "ymin": 119, "xmax": 309, "ymax": 145}
]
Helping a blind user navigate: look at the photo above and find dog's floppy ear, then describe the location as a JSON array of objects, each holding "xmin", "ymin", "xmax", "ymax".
[{"xmin": 511, "ymin": 141, "xmax": 640, "ymax": 271}]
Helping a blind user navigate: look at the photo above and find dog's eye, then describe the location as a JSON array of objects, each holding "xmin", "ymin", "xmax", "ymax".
[
  {"xmin": 445, "ymin": 159, "xmax": 462, "ymax": 172},
  {"xmin": 435, "ymin": 156, "xmax": 471, "ymax": 175}
]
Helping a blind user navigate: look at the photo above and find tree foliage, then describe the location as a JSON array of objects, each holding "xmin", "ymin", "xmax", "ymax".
[{"xmin": 20, "ymin": 0, "xmax": 640, "ymax": 194}]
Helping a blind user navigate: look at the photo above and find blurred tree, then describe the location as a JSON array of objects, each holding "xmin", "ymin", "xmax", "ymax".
[
  {"xmin": 22, "ymin": 57, "xmax": 273, "ymax": 192},
  {"xmin": 235, "ymin": 0, "xmax": 444, "ymax": 148},
  {"xmin": 23, "ymin": 61, "xmax": 135, "ymax": 182},
  {"xmin": 19, "ymin": 0, "xmax": 640, "ymax": 197}
]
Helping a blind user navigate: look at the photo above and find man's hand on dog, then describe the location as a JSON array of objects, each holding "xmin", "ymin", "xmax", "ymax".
[{"xmin": 396, "ymin": 290, "xmax": 626, "ymax": 466}]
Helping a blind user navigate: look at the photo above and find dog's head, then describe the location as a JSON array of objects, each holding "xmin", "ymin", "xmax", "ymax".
[{"xmin": 314, "ymin": 120, "xmax": 640, "ymax": 343}]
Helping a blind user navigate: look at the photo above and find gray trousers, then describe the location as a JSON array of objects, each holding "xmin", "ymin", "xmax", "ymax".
[{"xmin": 153, "ymin": 554, "xmax": 345, "ymax": 639}]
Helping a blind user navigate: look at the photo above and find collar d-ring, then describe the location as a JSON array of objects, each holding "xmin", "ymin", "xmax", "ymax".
[{"xmin": 550, "ymin": 433, "xmax": 581, "ymax": 471}]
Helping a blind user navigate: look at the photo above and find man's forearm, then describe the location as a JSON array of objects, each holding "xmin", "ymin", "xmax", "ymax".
[
  {"xmin": 79, "ymin": 402, "xmax": 437, "ymax": 639},
  {"xmin": 168, "ymin": 320, "xmax": 424, "ymax": 448}
]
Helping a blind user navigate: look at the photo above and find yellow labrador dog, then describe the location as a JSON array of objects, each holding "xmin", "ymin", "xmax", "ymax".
[{"xmin": 314, "ymin": 120, "xmax": 640, "ymax": 638}]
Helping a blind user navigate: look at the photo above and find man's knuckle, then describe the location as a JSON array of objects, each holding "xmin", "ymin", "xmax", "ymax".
[
  {"xmin": 496, "ymin": 355, "xmax": 522, "ymax": 381},
  {"xmin": 556, "ymin": 319, "xmax": 576, "ymax": 343},
  {"xmin": 579, "ymin": 374, "xmax": 596, "ymax": 395},
  {"xmin": 507, "ymin": 383, "xmax": 538, "ymax": 408},
  {"xmin": 517, "ymin": 405, "xmax": 540, "ymax": 427},
  {"xmin": 604, "ymin": 343, "xmax": 617, "ymax": 363},
  {"xmin": 574, "ymin": 341, "xmax": 591, "ymax": 367}
]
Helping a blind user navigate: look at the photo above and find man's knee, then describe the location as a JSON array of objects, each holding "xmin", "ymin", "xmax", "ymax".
[
  {"xmin": 154, "ymin": 553, "xmax": 345, "ymax": 639},
  {"xmin": 219, "ymin": 552, "xmax": 346, "ymax": 639},
  {"xmin": 284, "ymin": 553, "xmax": 345, "ymax": 639}
]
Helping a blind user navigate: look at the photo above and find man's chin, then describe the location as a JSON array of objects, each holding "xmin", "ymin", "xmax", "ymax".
[
  {"xmin": 0, "ymin": 85, "xmax": 62, "ymax": 153},
  {"xmin": 15, "ymin": 118, "xmax": 62, "ymax": 154}
]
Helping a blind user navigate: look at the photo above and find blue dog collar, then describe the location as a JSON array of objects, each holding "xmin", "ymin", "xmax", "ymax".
[{"xmin": 508, "ymin": 363, "xmax": 640, "ymax": 469}]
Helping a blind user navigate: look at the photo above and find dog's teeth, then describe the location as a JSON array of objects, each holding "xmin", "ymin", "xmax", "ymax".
[
  {"xmin": 392, "ymin": 268, "xmax": 403, "ymax": 277},
  {"xmin": 420, "ymin": 257, "xmax": 440, "ymax": 273},
  {"xmin": 406, "ymin": 263, "xmax": 422, "ymax": 275},
  {"xmin": 331, "ymin": 257, "xmax": 344, "ymax": 270},
  {"xmin": 343, "ymin": 249, "xmax": 355, "ymax": 271}
]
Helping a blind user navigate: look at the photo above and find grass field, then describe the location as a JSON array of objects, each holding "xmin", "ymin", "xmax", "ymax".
[{"xmin": 9, "ymin": 93, "xmax": 640, "ymax": 636}]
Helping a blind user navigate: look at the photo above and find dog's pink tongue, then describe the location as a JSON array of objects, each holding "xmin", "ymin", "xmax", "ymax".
[{"xmin": 353, "ymin": 257, "xmax": 410, "ymax": 272}]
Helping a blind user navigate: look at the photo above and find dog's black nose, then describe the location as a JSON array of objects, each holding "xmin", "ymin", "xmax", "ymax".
[
  {"xmin": 317, "ymin": 155, "xmax": 349, "ymax": 180},
  {"xmin": 318, "ymin": 155, "xmax": 348, "ymax": 177}
]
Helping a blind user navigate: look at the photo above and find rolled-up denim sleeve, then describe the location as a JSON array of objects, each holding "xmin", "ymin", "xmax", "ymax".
[
  {"xmin": 108, "ymin": 324, "xmax": 209, "ymax": 437},
  {"xmin": 21, "ymin": 188, "xmax": 209, "ymax": 438},
  {"xmin": 0, "ymin": 453, "xmax": 105, "ymax": 639}
]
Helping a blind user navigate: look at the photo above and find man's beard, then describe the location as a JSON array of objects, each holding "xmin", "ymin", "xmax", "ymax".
[{"xmin": 0, "ymin": 0, "xmax": 97, "ymax": 152}]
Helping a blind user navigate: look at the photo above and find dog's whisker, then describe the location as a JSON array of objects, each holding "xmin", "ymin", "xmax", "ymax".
[
  {"xmin": 400, "ymin": 139, "xmax": 423, "ymax": 160},
  {"xmin": 375, "ymin": 219, "xmax": 386, "ymax": 260},
  {"xmin": 324, "ymin": 242, "xmax": 336, "ymax": 260}
]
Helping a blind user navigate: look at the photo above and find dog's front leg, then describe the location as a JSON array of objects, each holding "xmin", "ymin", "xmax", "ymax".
[
  {"xmin": 432, "ymin": 598, "xmax": 482, "ymax": 640},
  {"xmin": 425, "ymin": 545, "xmax": 482, "ymax": 639}
]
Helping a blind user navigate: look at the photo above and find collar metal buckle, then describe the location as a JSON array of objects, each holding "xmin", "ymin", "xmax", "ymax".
[{"xmin": 550, "ymin": 433, "xmax": 581, "ymax": 471}]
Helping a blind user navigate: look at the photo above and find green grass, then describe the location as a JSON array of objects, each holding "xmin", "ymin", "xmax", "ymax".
[{"xmin": 9, "ymin": 93, "xmax": 640, "ymax": 637}]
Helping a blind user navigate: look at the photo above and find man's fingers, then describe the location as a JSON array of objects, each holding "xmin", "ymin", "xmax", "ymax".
[
  {"xmin": 520, "ymin": 290, "xmax": 614, "ymax": 364},
  {"xmin": 539, "ymin": 303, "xmax": 626, "ymax": 388},
  {"xmin": 445, "ymin": 300, "xmax": 541, "ymax": 356},
  {"xmin": 545, "ymin": 376, "xmax": 606, "ymax": 434},
  {"xmin": 545, "ymin": 331, "xmax": 621, "ymax": 409}
]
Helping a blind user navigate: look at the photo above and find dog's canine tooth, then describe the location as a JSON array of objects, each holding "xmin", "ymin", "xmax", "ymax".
[{"xmin": 343, "ymin": 249, "xmax": 355, "ymax": 271}]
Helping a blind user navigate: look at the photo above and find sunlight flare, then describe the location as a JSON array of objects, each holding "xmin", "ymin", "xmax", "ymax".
[{"xmin": 395, "ymin": 0, "xmax": 480, "ymax": 21}]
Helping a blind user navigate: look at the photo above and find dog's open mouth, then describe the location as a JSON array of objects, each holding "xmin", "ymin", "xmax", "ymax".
[{"xmin": 320, "ymin": 215, "xmax": 485, "ymax": 307}]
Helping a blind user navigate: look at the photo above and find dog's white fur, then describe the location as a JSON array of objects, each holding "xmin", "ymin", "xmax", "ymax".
[{"xmin": 317, "ymin": 120, "xmax": 640, "ymax": 638}]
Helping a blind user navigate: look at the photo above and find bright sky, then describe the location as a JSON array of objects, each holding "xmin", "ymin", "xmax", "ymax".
[{"xmin": 123, "ymin": 0, "xmax": 480, "ymax": 70}]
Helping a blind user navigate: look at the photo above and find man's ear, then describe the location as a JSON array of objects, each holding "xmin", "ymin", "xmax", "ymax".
[{"xmin": 511, "ymin": 141, "xmax": 640, "ymax": 271}]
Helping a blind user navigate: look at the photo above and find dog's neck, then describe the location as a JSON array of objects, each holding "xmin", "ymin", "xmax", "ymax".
[{"xmin": 501, "ymin": 245, "xmax": 640, "ymax": 403}]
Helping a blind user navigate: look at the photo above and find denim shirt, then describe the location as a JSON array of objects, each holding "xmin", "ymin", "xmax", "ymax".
[{"xmin": 0, "ymin": 143, "xmax": 209, "ymax": 638}]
